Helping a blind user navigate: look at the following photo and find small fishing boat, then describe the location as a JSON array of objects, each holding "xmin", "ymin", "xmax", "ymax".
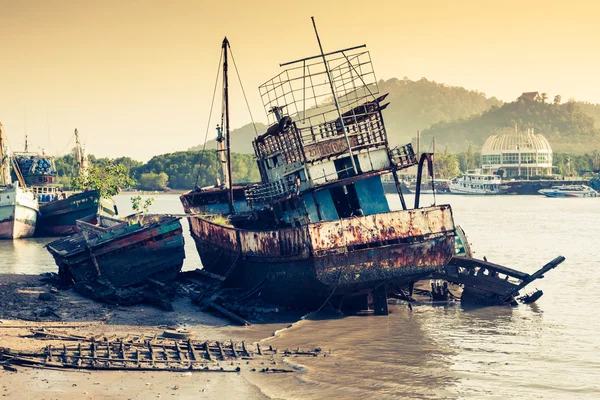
[
  {"xmin": 449, "ymin": 170, "xmax": 502, "ymax": 195},
  {"xmin": 0, "ymin": 122, "xmax": 39, "ymax": 239},
  {"xmin": 15, "ymin": 129, "xmax": 117, "ymax": 236},
  {"xmin": 46, "ymin": 214, "xmax": 185, "ymax": 288},
  {"xmin": 538, "ymin": 184, "xmax": 598, "ymax": 198}
]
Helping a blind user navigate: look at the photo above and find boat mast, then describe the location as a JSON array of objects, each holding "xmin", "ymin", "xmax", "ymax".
[
  {"xmin": 74, "ymin": 128, "xmax": 89, "ymax": 178},
  {"xmin": 311, "ymin": 17, "xmax": 358, "ymax": 175},
  {"xmin": 0, "ymin": 123, "xmax": 26, "ymax": 187},
  {"xmin": 215, "ymin": 124, "xmax": 227, "ymax": 188},
  {"xmin": 0, "ymin": 122, "xmax": 9, "ymax": 185},
  {"xmin": 223, "ymin": 37, "xmax": 234, "ymax": 214}
]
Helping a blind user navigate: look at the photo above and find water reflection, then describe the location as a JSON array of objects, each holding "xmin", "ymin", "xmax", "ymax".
[
  {"xmin": 0, "ymin": 238, "xmax": 56, "ymax": 274},
  {"xmin": 250, "ymin": 307, "xmax": 461, "ymax": 399}
]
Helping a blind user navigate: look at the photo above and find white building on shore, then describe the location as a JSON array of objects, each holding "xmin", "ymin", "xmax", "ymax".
[{"xmin": 481, "ymin": 129, "xmax": 553, "ymax": 178}]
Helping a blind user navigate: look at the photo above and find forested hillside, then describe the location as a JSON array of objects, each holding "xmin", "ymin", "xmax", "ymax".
[
  {"xmin": 55, "ymin": 150, "xmax": 259, "ymax": 190},
  {"xmin": 378, "ymin": 78, "xmax": 502, "ymax": 145},
  {"xmin": 189, "ymin": 123, "xmax": 268, "ymax": 154},
  {"xmin": 190, "ymin": 78, "xmax": 501, "ymax": 154},
  {"xmin": 576, "ymin": 102, "xmax": 600, "ymax": 129},
  {"xmin": 421, "ymin": 98, "xmax": 600, "ymax": 154},
  {"xmin": 130, "ymin": 151, "xmax": 259, "ymax": 189}
]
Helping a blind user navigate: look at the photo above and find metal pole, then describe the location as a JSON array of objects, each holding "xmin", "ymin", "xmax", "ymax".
[
  {"xmin": 223, "ymin": 37, "xmax": 234, "ymax": 214},
  {"xmin": 416, "ymin": 130, "xmax": 420, "ymax": 156},
  {"xmin": 0, "ymin": 122, "xmax": 7, "ymax": 185},
  {"xmin": 311, "ymin": 16, "xmax": 357, "ymax": 175}
]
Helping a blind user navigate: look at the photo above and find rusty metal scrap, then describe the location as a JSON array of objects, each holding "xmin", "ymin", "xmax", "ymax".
[{"xmin": 308, "ymin": 205, "xmax": 454, "ymax": 255}]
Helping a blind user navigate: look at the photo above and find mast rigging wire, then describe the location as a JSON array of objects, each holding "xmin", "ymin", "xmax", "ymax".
[
  {"xmin": 194, "ymin": 49, "xmax": 224, "ymax": 189},
  {"xmin": 228, "ymin": 44, "xmax": 259, "ymax": 137}
]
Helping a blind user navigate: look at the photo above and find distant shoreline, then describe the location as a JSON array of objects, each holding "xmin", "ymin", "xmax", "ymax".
[{"xmin": 120, "ymin": 188, "xmax": 188, "ymax": 195}]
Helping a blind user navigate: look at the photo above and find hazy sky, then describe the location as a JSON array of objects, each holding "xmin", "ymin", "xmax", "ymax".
[{"xmin": 1, "ymin": 0, "xmax": 598, "ymax": 160}]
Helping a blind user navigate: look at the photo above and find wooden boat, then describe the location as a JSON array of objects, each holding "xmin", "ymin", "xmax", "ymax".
[
  {"xmin": 0, "ymin": 122, "xmax": 39, "ymax": 239},
  {"xmin": 36, "ymin": 189, "xmax": 117, "ymax": 236},
  {"xmin": 438, "ymin": 255, "xmax": 564, "ymax": 306},
  {"xmin": 180, "ymin": 30, "xmax": 456, "ymax": 313},
  {"xmin": 14, "ymin": 129, "xmax": 117, "ymax": 236},
  {"xmin": 429, "ymin": 226, "xmax": 564, "ymax": 306},
  {"xmin": 46, "ymin": 214, "xmax": 185, "ymax": 288}
]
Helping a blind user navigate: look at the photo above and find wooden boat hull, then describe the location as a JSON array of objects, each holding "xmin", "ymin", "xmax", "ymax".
[
  {"xmin": 184, "ymin": 205, "xmax": 456, "ymax": 309},
  {"xmin": 0, "ymin": 186, "xmax": 38, "ymax": 240},
  {"xmin": 47, "ymin": 216, "xmax": 185, "ymax": 287},
  {"xmin": 37, "ymin": 190, "xmax": 116, "ymax": 237}
]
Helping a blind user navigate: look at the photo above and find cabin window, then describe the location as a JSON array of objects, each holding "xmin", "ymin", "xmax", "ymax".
[{"xmin": 334, "ymin": 156, "xmax": 362, "ymax": 179}]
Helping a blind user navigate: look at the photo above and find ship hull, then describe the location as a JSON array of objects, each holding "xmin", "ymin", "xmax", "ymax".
[
  {"xmin": 47, "ymin": 216, "xmax": 185, "ymax": 287},
  {"xmin": 0, "ymin": 186, "xmax": 38, "ymax": 240},
  {"xmin": 36, "ymin": 190, "xmax": 116, "ymax": 236},
  {"xmin": 183, "ymin": 204, "xmax": 456, "ymax": 309}
]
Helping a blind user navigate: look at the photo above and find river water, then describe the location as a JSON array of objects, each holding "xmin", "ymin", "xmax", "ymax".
[{"xmin": 1, "ymin": 194, "xmax": 598, "ymax": 399}]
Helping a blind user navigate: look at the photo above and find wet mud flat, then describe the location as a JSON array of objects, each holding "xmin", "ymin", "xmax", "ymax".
[{"xmin": 0, "ymin": 274, "xmax": 319, "ymax": 400}]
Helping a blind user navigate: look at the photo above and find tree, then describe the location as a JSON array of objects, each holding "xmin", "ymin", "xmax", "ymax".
[
  {"xmin": 540, "ymin": 93, "xmax": 548, "ymax": 103},
  {"xmin": 458, "ymin": 144, "xmax": 476, "ymax": 172},
  {"xmin": 433, "ymin": 153, "xmax": 461, "ymax": 179},
  {"xmin": 71, "ymin": 163, "xmax": 135, "ymax": 198},
  {"xmin": 138, "ymin": 172, "xmax": 169, "ymax": 190},
  {"xmin": 554, "ymin": 95, "xmax": 562, "ymax": 106}
]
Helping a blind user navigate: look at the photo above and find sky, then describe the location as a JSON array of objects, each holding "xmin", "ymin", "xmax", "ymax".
[{"xmin": 1, "ymin": 0, "xmax": 598, "ymax": 161}]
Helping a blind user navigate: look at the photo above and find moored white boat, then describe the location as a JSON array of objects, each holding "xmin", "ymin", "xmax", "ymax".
[
  {"xmin": 449, "ymin": 170, "xmax": 502, "ymax": 195},
  {"xmin": 538, "ymin": 184, "xmax": 598, "ymax": 198},
  {"xmin": 0, "ymin": 122, "xmax": 38, "ymax": 239},
  {"xmin": 0, "ymin": 183, "xmax": 38, "ymax": 239}
]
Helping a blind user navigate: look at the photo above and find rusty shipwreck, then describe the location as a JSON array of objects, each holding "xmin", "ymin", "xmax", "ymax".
[{"xmin": 180, "ymin": 30, "xmax": 456, "ymax": 313}]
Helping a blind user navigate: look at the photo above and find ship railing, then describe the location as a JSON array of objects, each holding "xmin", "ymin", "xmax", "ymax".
[
  {"xmin": 259, "ymin": 49, "xmax": 378, "ymax": 126},
  {"xmin": 389, "ymin": 144, "xmax": 418, "ymax": 170},
  {"xmin": 245, "ymin": 178, "xmax": 298, "ymax": 208}
]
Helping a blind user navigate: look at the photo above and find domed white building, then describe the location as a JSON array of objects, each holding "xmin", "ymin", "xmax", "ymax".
[{"xmin": 481, "ymin": 129, "xmax": 553, "ymax": 178}]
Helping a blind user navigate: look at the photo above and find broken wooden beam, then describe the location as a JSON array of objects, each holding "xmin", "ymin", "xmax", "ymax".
[{"xmin": 204, "ymin": 300, "xmax": 250, "ymax": 326}]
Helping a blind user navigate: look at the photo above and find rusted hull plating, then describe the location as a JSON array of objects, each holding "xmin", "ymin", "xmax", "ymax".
[{"xmin": 184, "ymin": 205, "xmax": 456, "ymax": 309}]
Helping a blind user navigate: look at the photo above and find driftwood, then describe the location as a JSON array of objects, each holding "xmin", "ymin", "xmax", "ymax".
[{"xmin": 203, "ymin": 300, "xmax": 251, "ymax": 326}]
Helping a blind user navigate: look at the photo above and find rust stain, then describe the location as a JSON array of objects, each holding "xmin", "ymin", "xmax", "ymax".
[{"xmin": 309, "ymin": 205, "xmax": 454, "ymax": 253}]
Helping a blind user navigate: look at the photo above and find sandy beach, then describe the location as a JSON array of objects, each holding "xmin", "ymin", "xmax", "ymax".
[{"xmin": 0, "ymin": 274, "xmax": 306, "ymax": 400}]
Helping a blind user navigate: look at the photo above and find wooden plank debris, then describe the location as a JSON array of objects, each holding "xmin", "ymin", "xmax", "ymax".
[{"xmin": 0, "ymin": 330, "xmax": 326, "ymax": 373}]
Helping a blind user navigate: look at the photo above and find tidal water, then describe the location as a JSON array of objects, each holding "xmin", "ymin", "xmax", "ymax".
[{"xmin": 1, "ymin": 193, "xmax": 598, "ymax": 399}]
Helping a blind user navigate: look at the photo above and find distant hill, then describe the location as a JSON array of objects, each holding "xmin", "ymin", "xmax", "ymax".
[
  {"xmin": 575, "ymin": 102, "xmax": 600, "ymax": 129},
  {"xmin": 189, "ymin": 123, "xmax": 268, "ymax": 154},
  {"xmin": 191, "ymin": 78, "xmax": 501, "ymax": 154},
  {"xmin": 377, "ymin": 77, "xmax": 502, "ymax": 146},
  {"xmin": 421, "ymin": 97, "xmax": 600, "ymax": 154}
]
